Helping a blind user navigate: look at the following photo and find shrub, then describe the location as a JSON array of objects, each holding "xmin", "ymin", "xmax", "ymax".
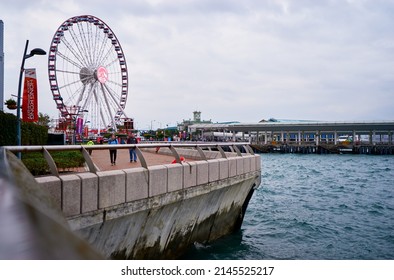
[
  {"xmin": 0, "ymin": 111, "xmax": 48, "ymax": 146},
  {"xmin": 22, "ymin": 151, "xmax": 85, "ymax": 176}
]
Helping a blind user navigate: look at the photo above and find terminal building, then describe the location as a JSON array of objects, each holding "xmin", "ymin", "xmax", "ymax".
[{"xmin": 189, "ymin": 119, "xmax": 394, "ymax": 154}]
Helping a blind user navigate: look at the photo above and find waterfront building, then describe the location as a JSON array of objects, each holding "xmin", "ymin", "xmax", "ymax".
[
  {"xmin": 177, "ymin": 111, "xmax": 212, "ymax": 139},
  {"xmin": 189, "ymin": 119, "xmax": 394, "ymax": 154}
]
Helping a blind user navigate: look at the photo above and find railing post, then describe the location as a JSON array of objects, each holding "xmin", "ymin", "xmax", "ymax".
[
  {"xmin": 216, "ymin": 145, "xmax": 227, "ymax": 158},
  {"xmin": 243, "ymin": 145, "xmax": 255, "ymax": 155},
  {"xmin": 42, "ymin": 147, "xmax": 59, "ymax": 177},
  {"xmin": 195, "ymin": 145, "xmax": 207, "ymax": 160},
  {"xmin": 135, "ymin": 147, "xmax": 148, "ymax": 169},
  {"xmin": 169, "ymin": 145, "xmax": 181, "ymax": 163},
  {"xmin": 232, "ymin": 145, "xmax": 242, "ymax": 156},
  {"xmin": 81, "ymin": 147, "xmax": 97, "ymax": 173}
]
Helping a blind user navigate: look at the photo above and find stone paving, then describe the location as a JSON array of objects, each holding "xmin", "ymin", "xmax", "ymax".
[{"xmin": 86, "ymin": 148, "xmax": 185, "ymax": 171}]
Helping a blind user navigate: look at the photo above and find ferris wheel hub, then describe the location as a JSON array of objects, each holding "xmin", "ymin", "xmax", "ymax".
[
  {"xmin": 95, "ymin": 66, "xmax": 108, "ymax": 84},
  {"xmin": 79, "ymin": 67, "xmax": 95, "ymax": 85}
]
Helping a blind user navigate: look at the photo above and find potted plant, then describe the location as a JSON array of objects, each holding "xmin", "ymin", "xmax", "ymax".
[{"xmin": 5, "ymin": 98, "xmax": 17, "ymax": 110}]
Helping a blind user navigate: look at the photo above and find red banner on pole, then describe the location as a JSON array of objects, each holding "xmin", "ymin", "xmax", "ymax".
[{"xmin": 22, "ymin": 68, "xmax": 38, "ymax": 122}]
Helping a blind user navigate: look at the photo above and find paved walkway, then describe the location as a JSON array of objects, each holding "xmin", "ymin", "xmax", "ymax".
[{"xmin": 86, "ymin": 149, "xmax": 182, "ymax": 171}]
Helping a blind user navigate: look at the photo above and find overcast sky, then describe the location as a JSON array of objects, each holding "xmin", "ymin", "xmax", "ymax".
[{"xmin": 1, "ymin": 0, "xmax": 394, "ymax": 130}]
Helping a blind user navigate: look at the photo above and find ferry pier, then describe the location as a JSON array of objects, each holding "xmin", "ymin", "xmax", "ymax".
[{"xmin": 189, "ymin": 121, "xmax": 394, "ymax": 155}]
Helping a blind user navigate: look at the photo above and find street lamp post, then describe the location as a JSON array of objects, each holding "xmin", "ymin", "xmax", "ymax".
[
  {"xmin": 150, "ymin": 120, "xmax": 156, "ymax": 131},
  {"xmin": 16, "ymin": 39, "xmax": 46, "ymax": 157}
]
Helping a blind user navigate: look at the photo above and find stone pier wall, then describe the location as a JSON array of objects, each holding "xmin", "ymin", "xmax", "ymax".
[{"xmin": 35, "ymin": 153, "xmax": 261, "ymax": 259}]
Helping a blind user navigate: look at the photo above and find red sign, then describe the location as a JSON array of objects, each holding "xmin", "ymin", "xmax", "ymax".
[{"xmin": 22, "ymin": 68, "xmax": 38, "ymax": 122}]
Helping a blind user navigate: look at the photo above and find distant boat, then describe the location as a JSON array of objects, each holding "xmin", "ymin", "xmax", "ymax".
[{"xmin": 337, "ymin": 135, "xmax": 353, "ymax": 143}]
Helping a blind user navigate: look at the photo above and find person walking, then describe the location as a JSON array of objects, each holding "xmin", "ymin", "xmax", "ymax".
[
  {"xmin": 126, "ymin": 132, "xmax": 138, "ymax": 162},
  {"xmin": 108, "ymin": 133, "xmax": 118, "ymax": 165},
  {"xmin": 86, "ymin": 138, "xmax": 94, "ymax": 155}
]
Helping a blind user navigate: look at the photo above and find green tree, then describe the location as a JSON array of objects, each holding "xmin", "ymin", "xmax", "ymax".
[{"xmin": 37, "ymin": 112, "xmax": 51, "ymax": 128}]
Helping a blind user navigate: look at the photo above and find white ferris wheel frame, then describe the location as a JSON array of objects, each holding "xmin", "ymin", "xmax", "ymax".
[{"xmin": 48, "ymin": 15, "xmax": 129, "ymax": 132}]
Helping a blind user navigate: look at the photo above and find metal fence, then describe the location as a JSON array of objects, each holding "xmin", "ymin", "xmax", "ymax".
[{"xmin": 3, "ymin": 142, "xmax": 254, "ymax": 176}]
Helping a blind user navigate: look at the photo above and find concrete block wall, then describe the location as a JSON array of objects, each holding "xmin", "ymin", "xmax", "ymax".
[
  {"xmin": 60, "ymin": 174, "xmax": 81, "ymax": 216},
  {"xmin": 182, "ymin": 161, "xmax": 197, "ymax": 188},
  {"xmin": 77, "ymin": 172, "xmax": 98, "ymax": 213},
  {"xmin": 148, "ymin": 165, "xmax": 168, "ymax": 196},
  {"xmin": 97, "ymin": 170, "xmax": 126, "ymax": 209},
  {"xmin": 236, "ymin": 157, "xmax": 244, "ymax": 175},
  {"xmin": 125, "ymin": 167, "xmax": 148, "ymax": 201},
  {"xmin": 195, "ymin": 161, "xmax": 208, "ymax": 185},
  {"xmin": 255, "ymin": 155, "xmax": 261, "ymax": 170},
  {"xmin": 166, "ymin": 164, "xmax": 183, "ymax": 192},
  {"xmin": 35, "ymin": 154, "xmax": 261, "ymax": 217},
  {"xmin": 35, "ymin": 176, "xmax": 61, "ymax": 210},
  {"xmin": 228, "ymin": 157, "xmax": 237, "ymax": 177},
  {"xmin": 218, "ymin": 158, "xmax": 229, "ymax": 180},
  {"xmin": 208, "ymin": 159, "xmax": 220, "ymax": 182}
]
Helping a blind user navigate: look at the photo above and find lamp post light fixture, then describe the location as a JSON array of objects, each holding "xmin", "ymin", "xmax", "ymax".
[
  {"xmin": 164, "ymin": 123, "xmax": 169, "ymax": 140},
  {"xmin": 16, "ymin": 40, "xmax": 46, "ymax": 158}
]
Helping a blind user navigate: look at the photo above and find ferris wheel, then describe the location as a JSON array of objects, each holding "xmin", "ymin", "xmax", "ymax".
[{"xmin": 48, "ymin": 15, "xmax": 129, "ymax": 132}]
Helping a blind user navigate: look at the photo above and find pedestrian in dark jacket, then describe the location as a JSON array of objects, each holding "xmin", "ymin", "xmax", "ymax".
[
  {"xmin": 108, "ymin": 133, "xmax": 118, "ymax": 165},
  {"xmin": 126, "ymin": 132, "xmax": 138, "ymax": 162}
]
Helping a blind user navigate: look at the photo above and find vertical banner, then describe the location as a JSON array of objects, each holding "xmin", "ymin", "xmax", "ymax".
[
  {"xmin": 76, "ymin": 117, "xmax": 83, "ymax": 134},
  {"xmin": 22, "ymin": 68, "xmax": 38, "ymax": 122}
]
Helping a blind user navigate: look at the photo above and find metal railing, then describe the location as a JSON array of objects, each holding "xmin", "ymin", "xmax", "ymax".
[{"xmin": 3, "ymin": 142, "xmax": 254, "ymax": 177}]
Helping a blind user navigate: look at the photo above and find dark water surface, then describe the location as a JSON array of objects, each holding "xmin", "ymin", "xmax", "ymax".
[{"xmin": 182, "ymin": 154, "xmax": 394, "ymax": 259}]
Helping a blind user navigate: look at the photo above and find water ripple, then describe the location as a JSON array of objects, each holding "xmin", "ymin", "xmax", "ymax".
[{"xmin": 182, "ymin": 154, "xmax": 394, "ymax": 260}]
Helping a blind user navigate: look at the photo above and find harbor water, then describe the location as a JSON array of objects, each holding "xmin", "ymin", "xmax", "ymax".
[{"xmin": 182, "ymin": 154, "xmax": 394, "ymax": 259}]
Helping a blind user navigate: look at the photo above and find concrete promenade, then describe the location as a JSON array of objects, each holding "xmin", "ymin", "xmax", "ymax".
[{"xmin": 84, "ymin": 148, "xmax": 187, "ymax": 172}]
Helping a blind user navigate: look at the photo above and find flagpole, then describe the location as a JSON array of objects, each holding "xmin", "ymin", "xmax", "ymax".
[{"xmin": 15, "ymin": 40, "xmax": 46, "ymax": 158}]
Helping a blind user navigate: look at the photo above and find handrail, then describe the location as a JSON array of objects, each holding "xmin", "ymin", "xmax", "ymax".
[
  {"xmin": 3, "ymin": 142, "xmax": 253, "ymax": 176},
  {"xmin": 3, "ymin": 142, "xmax": 252, "ymax": 152}
]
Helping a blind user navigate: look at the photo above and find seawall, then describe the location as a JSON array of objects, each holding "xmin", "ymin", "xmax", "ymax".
[
  {"xmin": 24, "ymin": 144, "xmax": 261, "ymax": 259},
  {"xmin": 75, "ymin": 171, "xmax": 259, "ymax": 259}
]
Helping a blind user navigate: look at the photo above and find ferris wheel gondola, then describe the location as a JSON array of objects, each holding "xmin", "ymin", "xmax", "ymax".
[{"xmin": 48, "ymin": 15, "xmax": 129, "ymax": 132}]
